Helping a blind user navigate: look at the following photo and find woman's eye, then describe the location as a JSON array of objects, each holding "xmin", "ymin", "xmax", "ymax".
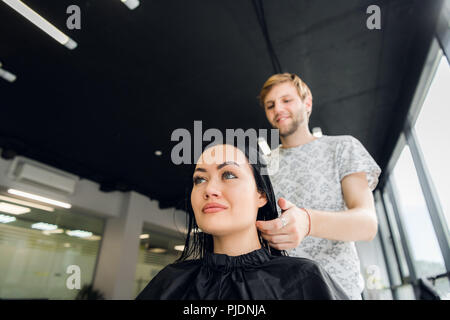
[
  {"xmin": 223, "ymin": 171, "xmax": 237, "ymax": 180},
  {"xmin": 283, "ymin": 99, "xmax": 291, "ymax": 103},
  {"xmin": 266, "ymin": 105, "xmax": 273, "ymax": 110},
  {"xmin": 193, "ymin": 176, "xmax": 205, "ymax": 185}
]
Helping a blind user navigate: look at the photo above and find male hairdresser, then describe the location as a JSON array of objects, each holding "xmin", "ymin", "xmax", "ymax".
[{"xmin": 256, "ymin": 73, "xmax": 381, "ymax": 299}]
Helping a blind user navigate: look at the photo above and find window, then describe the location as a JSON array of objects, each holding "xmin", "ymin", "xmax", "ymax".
[
  {"xmin": 134, "ymin": 229, "xmax": 184, "ymax": 298},
  {"xmin": 413, "ymin": 55, "xmax": 450, "ymax": 231},
  {"xmin": 390, "ymin": 145, "xmax": 449, "ymax": 297},
  {"xmin": 391, "ymin": 146, "xmax": 446, "ymax": 277},
  {"xmin": 0, "ymin": 192, "xmax": 104, "ymax": 299}
]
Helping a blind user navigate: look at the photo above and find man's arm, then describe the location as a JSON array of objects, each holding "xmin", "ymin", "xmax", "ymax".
[
  {"xmin": 309, "ymin": 172, "xmax": 378, "ymax": 242},
  {"xmin": 256, "ymin": 172, "xmax": 378, "ymax": 250}
]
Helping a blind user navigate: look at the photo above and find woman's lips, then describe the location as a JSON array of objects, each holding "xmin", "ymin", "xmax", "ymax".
[
  {"xmin": 203, "ymin": 207, "xmax": 227, "ymax": 213},
  {"xmin": 202, "ymin": 203, "xmax": 228, "ymax": 213}
]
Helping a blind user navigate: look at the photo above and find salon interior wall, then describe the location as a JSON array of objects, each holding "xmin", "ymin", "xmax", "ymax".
[{"xmin": 0, "ymin": 152, "xmax": 187, "ymax": 299}]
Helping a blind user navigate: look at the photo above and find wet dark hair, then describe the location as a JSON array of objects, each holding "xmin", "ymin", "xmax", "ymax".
[{"xmin": 176, "ymin": 141, "xmax": 286, "ymax": 262}]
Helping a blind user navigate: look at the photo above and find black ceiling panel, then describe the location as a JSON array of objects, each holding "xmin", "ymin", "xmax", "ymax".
[{"xmin": 0, "ymin": 0, "xmax": 444, "ymax": 209}]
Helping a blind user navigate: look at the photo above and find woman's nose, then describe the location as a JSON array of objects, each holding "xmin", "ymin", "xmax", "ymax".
[{"xmin": 203, "ymin": 180, "xmax": 221, "ymax": 199}]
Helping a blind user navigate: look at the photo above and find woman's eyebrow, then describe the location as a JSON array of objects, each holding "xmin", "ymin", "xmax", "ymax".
[
  {"xmin": 217, "ymin": 161, "xmax": 240, "ymax": 170},
  {"xmin": 194, "ymin": 161, "xmax": 240, "ymax": 173}
]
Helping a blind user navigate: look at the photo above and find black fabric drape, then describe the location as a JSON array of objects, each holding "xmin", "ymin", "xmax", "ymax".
[{"xmin": 136, "ymin": 247, "xmax": 349, "ymax": 300}]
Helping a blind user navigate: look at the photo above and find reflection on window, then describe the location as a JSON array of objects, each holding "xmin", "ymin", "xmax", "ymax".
[
  {"xmin": 134, "ymin": 230, "xmax": 184, "ymax": 298},
  {"xmin": 0, "ymin": 193, "xmax": 104, "ymax": 299},
  {"xmin": 414, "ymin": 55, "xmax": 450, "ymax": 232},
  {"xmin": 391, "ymin": 145, "xmax": 447, "ymax": 284}
]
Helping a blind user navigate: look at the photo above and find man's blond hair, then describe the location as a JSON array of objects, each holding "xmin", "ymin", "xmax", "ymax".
[{"xmin": 258, "ymin": 73, "xmax": 313, "ymax": 108}]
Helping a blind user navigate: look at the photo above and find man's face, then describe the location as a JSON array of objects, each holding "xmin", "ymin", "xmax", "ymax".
[{"xmin": 263, "ymin": 82, "xmax": 311, "ymax": 137}]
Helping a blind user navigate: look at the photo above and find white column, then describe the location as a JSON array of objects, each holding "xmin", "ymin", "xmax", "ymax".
[{"xmin": 93, "ymin": 192, "xmax": 143, "ymax": 299}]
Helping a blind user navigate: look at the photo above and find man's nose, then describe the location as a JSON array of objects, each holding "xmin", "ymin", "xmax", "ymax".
[{"xmin": 273, "ymin": 101, "xmax": 284, "ymax": 114}]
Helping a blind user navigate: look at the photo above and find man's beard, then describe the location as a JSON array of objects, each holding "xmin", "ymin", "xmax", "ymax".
[{"xmin": 273, "ymin": 113, "xmax": 304, "ymax": 137}]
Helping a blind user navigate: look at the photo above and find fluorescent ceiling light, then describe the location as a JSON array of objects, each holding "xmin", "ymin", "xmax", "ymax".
[
  {"xmin": 0, "ymin": 214, "xmax": 16, "ymax": 223},
  {"xmin": 0, "ymin": 202, "xmax": 30, "ymax": 215},
  {"xmin": 2, "ymin": 0, "xmax": 77, "ymax": 49},
  {"xmin": 0, "ymin": 195, "xmax": 54, "ymax": 212},
  {"xmin": 32, "ymin": 222, "xmax": 58, "ymax": 231},
  {"xmin": 8, "ymin": 189, "xmax": 72, "ymax": 209},
  {"xmin": 66, "ymin": 230, "xmax": 93, "ymax": 238},
  {"xmin": 0, "ymin": 67, "xmax": 17, "ymax": 82},
  {"xmin": 121, "ymin": 0, "xmax": 140, "ymax": 10},
  {"xmin": 312, "ymin": 127, "xmax": 323, "ymax": 138},
  {"xmin": 139, "ymin": 234, "xmax": 150, "ymax": 239},
  {"xmin": 257, "ymin": 137, "xmax": 272, "ymax": 156},
  {"xmin": 174, "ymin": 245, "xmax": 185, "ymax": 251}
]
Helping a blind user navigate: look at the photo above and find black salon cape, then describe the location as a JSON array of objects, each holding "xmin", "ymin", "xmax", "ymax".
[{"xmin": 135, "ymin": 248, "xmax": 349, "ymax": 300}]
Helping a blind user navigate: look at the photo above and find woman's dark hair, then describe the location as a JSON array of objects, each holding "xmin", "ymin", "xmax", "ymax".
[{"xmin": 176, "ymin": 140, "xmax": 286, "ymax": 262}]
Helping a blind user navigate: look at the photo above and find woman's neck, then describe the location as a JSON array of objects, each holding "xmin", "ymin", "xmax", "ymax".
[{"xmin": 212, "ymin": 227, "xmax": 262, "ymax": 256}]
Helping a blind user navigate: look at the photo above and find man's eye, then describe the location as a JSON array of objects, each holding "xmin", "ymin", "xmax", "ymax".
[
  {"xmin": 223, "ymin": 171, "xmax": 237, "ymax": 180},
  {"xmin": 283, "ymin": 100, "xmax": 291, "ymax": 103},
  {"xmin": 266, "ymin": 105, "xmax": 273, "ymax": 109},
  {"xmin": 193, "ymin": 176, "xmax": 205, "ymax": 185}
]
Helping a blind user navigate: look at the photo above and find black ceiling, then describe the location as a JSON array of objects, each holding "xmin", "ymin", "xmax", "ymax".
[{"xmin": 0, "ymin": 0, "xmax": 444, "ymax": 210}]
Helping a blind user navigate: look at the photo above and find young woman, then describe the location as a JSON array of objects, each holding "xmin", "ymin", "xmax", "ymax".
[{"xmin": 136, "ymin": 143, "xmax": 348, "ymax": 300}]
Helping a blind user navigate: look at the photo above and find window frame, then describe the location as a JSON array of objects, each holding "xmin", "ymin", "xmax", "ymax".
[{"xmin": 377, "ymin": 37, "xmax": 450, "ymax": 299}]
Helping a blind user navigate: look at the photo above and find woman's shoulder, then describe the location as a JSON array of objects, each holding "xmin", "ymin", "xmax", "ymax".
[
  {"xmin": 159, "ymin": 259, "xmax": 202, "ymax": 274},
  {"xmin": 135, "ymin": 259, "xmax": 203, "ymax": 300}
]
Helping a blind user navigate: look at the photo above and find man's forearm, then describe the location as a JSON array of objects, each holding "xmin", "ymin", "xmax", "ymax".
[{"xmin": 308, "ymin": 207, "xmax": 378, "ymax": 242}]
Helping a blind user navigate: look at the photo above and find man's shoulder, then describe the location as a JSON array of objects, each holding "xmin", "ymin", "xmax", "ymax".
[{"xmin": 320, "ymin": 134, "xmax": 358, "ymax": 144}]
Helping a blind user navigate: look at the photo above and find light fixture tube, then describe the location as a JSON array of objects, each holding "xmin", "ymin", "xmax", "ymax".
[
  {"xmin": 2, "ymin": 0, "xmax": 77, "ymax": 49},
  {"xmin": 8, "ymin": 189, "xmax": 72, "ymax": 209}
]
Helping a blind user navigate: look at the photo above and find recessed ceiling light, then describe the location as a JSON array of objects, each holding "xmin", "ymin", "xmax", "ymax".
[
  {"xmin": 0, "ymin": 195, "xmax": 54, "ymax": 212},
  {"xmin": 140, "ymin": 233, "xmax": 150, "ymax": 239},
  {"xmin": 3, "ymin": 0, "xmax": 77, "ymax": 49},
  {"xmin": 8, "ymin": 189, "xmax": 72, "ymax": 209},
  {"xmin": 42, "ymin": 228, "xmax": 64, "ymax": 235},
  {"xmin": 148, "ymin": 248, "xmax": 167, "ymax": 253},
  {"xmin": 85, "ymin": 235, "xmax": 101, "ymax": 241},
  {"xmin": 66, "ymin": 230, "xmax": 93, "ymax": 238},
  {"xmin": 0, "ymin": 202, "xmax": 30, "ymax": 215},
  {"xmin": 31, "ymin": 222, "xmax": 58, "ymax": 231},
  {"xmin": 174, "ymin": 245, "xmax": 185, "ymax": 251},
  {"xmin": 0, "ymin": 214, "xmax": 16, "ymax": 224},
  {"xmin": 154, "ymin": 150, "xmax": 162, "ymax": 156}
]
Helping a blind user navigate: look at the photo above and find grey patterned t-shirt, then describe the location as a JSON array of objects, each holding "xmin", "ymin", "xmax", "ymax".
[{"xmin": 266, "ymin": 135, "xmax": 381, "ymax": 300}]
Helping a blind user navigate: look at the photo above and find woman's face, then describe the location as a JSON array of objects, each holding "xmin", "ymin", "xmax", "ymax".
[{"xmin": 191, "ymin": 144, "xmax": 267, "ymax": 236}]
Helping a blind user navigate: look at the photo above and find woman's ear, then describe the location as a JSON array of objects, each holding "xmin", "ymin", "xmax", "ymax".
[{"xmin": 257, "ymin": 191, "xmax": 268, "ymax": 208}]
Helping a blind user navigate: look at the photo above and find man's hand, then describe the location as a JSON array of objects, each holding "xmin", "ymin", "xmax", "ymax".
[{"xmin": 255, "ymin": 197, "xmax": 310, "ymax": 250}]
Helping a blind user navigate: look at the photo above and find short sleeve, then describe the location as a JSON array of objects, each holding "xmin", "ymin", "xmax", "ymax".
[{"xmin": 337, "ymin": 136, "xmax": 381, "ymax": 191}]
